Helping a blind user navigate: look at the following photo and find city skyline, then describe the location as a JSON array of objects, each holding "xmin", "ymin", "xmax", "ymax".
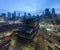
[{"xmin": 0, "ymin": 0, "xmax": 60, "ymax": 13}]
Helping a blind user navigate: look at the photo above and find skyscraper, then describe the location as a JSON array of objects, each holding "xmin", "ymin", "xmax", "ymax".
[
  {"xmin": 17, "ymin": 13, "xmax": 20, "ymax": 20},
  {"xmin": 1, "ymin": 13, "xmax": 6, "ymax": 21},
  {"xmin": 45, "ymin": 8, "xmax": 51, "ymax": 19},
  {"xmin": 52, "ymin": 8, "xmax": 57, "ymax": 24},
  {"xmin": 1, "ymin": 13, "xmax": 6, "ymax": 18},
  {"xmin": 52, "ymin": 8, "xmax": 55, "ymax": 14},
  {"xmin": 23, "ymin": 12, "xmax": 27, "ymax": 19},
  {"xmin": 14, "ymin": 11, "xmax": 16, "ymax": 17},
  {"xmin": 44, "ymin": 8, "xmax": 52, "ymax": 22},
  {"xmin": 7, "ymin": 12, "xmax": 12, "ymax": 20},
  {"xmin": 12, "ymin": 11, "xmax": 16, "ymax": 21},
  {"xmin": 28, "ymin": 13, "xmax": 31, "ymax": 17},
  {"xmin": 18, "ymin": 13, "xmax": 20, "ymax": 17},
  {"xmin": 27, "ymin": 13, "xmax": 31, "ymax": 19}
]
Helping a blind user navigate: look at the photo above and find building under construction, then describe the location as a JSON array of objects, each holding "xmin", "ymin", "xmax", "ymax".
[{"xmin": 16, "ymin": 16, "xmax": 39, "ymax": 42}]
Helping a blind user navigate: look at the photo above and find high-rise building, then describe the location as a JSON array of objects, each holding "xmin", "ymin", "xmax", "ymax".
[
  {"xmin": 52, "ymin": 8, "xmax": 57, "ymax": 24},
  {"xmin": 56, "ymin": 14, "xmax": 60, "ymax": 24},
  {"xmin": 1, "ymin": 13, "xmax": 6, "ymax": 21},
  {"xmin": 1, "ymin": 13, "xmax": 6, "ymax": 18},
  {"xmin": 7, "ymin": 12, "xmax": 12, "ymax": 20},
  {"xmin": 45, "ymin": 8, "xmax": 51, "ymax": 19},
  {"xmin": 23, "ymin": 12, "xmax": 27, "ymax": 19},
  {"xmin": 45, "ymin": 8, "xmax": 49, "ymax": 15},
  {"xmin": 24, "ymin": 12, "xmax": 26, "ymax": 16},
  {"xmin": 17, "ymin": 13, "xmax": 20, "ymax": 20},
  {"xmin": 14, "ymin": 11, "xmax": 16, "ymax": 17},
  {"xmin": 42, "ymin": 12, "xmax": 45, "ymax": 21},
  {"xmin": 18, "ymin": 13, "xmax": 20, "ymax": 17},
  {"xmin": 12, "ymin": 11, "xmax": 16, "ymax": 21},
  {"xmin": 28, "ymin": 13, "xmax": 31, "ymax": 17},
  {"xmin": 52, "ymin": 8, "xmax": 55, "ymax": 14}
]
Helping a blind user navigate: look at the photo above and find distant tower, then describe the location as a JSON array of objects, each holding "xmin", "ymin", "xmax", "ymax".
[
  {"xmin": 7, "ymin": 12, "xmax": 12, "ymax": 20},
  {"xmin": 45, "ymin": 8, "xmax": 51, "ymax": 18},
  {"xmin": 28, "ymin": 13, "xmax": 31, "ymax": 17},
  {"xmin": 23, "ymin": 12, "xmax": 26, "ymax": 19},
  {"xmin": 1, "ymin": 13, "xmax": 6, "ymax": 18},
  {"xmin": 12, "ymin": 11, "xmax": 16, "ymax": 21},
  {"xmin": 45, "ymin": 8, "xmax": 49, "ymax": 15},
  {"xmin": 24, "ymin": 12, "xmax": 26, "ymax": 17},
  {"xmin": 52, "ymin": 8, "xmax": 56, "ymax": 24},
  {"xmin": 18, "ymin": 13, "xmax": 20, "ymax": 17},
  {"xmin": 42, "ymin": 12, "xmax": 45, "ymax": 21},
  {"xmin": 27, "ymin": 13, "xmax": 31, "ymax": 19},
  {"xmin": 17, "ymin": 13, "xmax": 20, "ymax": 20},
  {"xmin": 45, "ymin": 8, "xmax": 51, "ymax": 22},
  {"xmin": 1, "ymin": 13, "xmax": 6, "ymax": 21},
  {"xmin": 14, "ymin": 11, "xmax": 16, "ymax": 17},
  {"xmin": 52, "ymin": 8, "xmax": 55, "ymax": 14}
]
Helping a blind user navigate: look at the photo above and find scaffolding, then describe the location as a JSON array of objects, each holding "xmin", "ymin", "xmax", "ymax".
[{"xmin": 16, "ymin": 16, "xmax": 39, "ymax": 41}]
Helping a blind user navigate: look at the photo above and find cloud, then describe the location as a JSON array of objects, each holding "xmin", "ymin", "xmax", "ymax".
[{"xmin": 0, "ymin": 0, "xmax": 60, "ymax": 13}]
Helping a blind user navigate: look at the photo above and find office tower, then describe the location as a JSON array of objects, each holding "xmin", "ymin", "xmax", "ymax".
[
  {"xmin": 24, "ymin": 12, "xmax": 26, "ymax": 16},
  {"xmin": 28, "ymin": 13, "xmax": 31, "ymax": 16},
  {"xmin": 52, "ymin": 8, "xmax": 55, "ymax": 14},
  {"xmin": 23, "ymin": 12, "xmax": 27, "ymax": 19},
  {"xmin": 14, "ymin": 11, "xmax": 16, "ymax": 17},
  {"xmin": 7, "ymin": 12, "xmax": 12, "ymax": 20},
  {"xmin": 45, "ymin": 8, "xmax": 51, "ymax": 18},
  {"xmin": 52, "ymin": 8, "xmax": 57, "ymax": 24},
  {"xmin": 1, "ymin": 13, "xmax": 6, "ymax": 21},
  {"xmin": 44, "ymin": 8, "xmax": 52, "ymax": 23},
  {"xmin": 1, "ymin": 13, "xmax": 6, "ymax": 18},
  {"xmin": 16, "ymin": 13, "xmax": 20, "ymax": 20},
  {"xmin": 42, "ymin": 12, "xmax": 45, "ymax": 21},
  {"xmin": 18, "ymin": 12, "xmax": 20, "ymax": 17},
  {"xmin": 12, "ymin": 11, "xmax": 16, "ymax": 21}
]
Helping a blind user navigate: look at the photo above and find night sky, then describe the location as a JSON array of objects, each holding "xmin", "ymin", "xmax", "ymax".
[{"xmin": 0, "ymin": 0, "xmax": 60, "ymax": 13}]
